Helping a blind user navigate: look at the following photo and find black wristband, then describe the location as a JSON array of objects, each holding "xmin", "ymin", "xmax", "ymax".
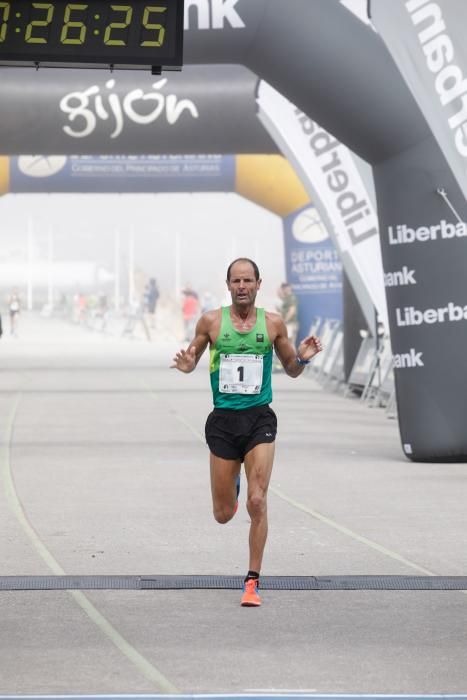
[{"xmin": 296, "ymin": 355, "xmax": 310, "ymax": 365}]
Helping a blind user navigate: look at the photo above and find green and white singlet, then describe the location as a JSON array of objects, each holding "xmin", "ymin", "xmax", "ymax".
[{"xmin": 209, "ymin": 306, "xmax": 273, "ymax": 410}]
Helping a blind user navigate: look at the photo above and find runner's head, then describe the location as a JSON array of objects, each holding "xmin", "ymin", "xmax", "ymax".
[
  {"xmin": 227, "ymin": 258, "xmax": 260, "ymax": 283},
  {"xmin": 226, "ymin": 258, "xmax": 261, "ymax": 307}
]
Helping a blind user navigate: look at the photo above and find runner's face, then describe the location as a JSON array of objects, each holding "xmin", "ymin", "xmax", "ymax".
[{"xmin": 227, "ymin": 262, "xmax": 261, "ymax": 307}]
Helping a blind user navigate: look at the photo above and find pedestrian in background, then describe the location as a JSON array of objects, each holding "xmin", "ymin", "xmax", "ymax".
[
  {"xmin": 7, "ymin": 288, "xmax": 21, "ymax": 336},
  {"xmin": 144, "ymin": 278, "xmax": 160, "ymax": 330},
  {"xmin": 182, "ymin": 285, "xmax": 200, "ymax": 341},
  {"xmin": 279, "ymin": 282, "xmax": 299, "ymax": 346}
]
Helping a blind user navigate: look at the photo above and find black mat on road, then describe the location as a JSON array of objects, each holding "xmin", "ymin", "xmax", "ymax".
[{"xmin": 1, "ymin": 575, "xmax": 467, "ymax": 591}]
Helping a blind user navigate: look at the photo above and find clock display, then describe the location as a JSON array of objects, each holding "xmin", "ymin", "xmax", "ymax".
[{"xmin": 0, "ymin": 0, "xmax": 184, "ymax": 70}]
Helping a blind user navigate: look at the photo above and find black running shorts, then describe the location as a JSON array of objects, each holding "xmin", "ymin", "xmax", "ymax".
[{"xmin": 205, "ymin": 404, "xmax": 277, "ymax": 462}]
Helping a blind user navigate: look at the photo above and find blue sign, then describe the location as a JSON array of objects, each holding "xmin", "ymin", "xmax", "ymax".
[
  {"xmin": 284, "ymin": 205, "xmax": 343, "ymax": 339},
  {"xmin": 10, "ymin": 155, "xmax": 236, "ymax": 193}
]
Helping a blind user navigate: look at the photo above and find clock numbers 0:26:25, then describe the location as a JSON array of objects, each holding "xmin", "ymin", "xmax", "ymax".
[{"xmin": 0, "ymin": 3, "xmax": 167, "ymax": 47}]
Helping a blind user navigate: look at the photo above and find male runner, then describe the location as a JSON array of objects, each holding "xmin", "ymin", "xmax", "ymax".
[{"xmin": 171, "ymin": 258, "xmax": 322, "ymax": 607}]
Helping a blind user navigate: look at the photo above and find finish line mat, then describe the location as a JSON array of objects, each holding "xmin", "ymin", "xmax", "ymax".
[
  {"xmin": 1, "ymin": 696, "xmax": 467, "ymax": 700},
  {"xmin": 1, "ymin": 575, "xmax": 467, "ymax": 591},
  {"xmin": 2, "ymin": 696, "xmax": 467, "ymax": 700}
]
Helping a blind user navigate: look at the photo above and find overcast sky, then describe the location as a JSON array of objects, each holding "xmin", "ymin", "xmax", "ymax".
[{"xmin": 0, "ymin": 191, "xmax": 286, "ymax": 308}]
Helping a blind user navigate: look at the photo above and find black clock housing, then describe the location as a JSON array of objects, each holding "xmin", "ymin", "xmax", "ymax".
[{"xmin": 0, "ymin": 0, "xmax": 184, "ymax": 71}]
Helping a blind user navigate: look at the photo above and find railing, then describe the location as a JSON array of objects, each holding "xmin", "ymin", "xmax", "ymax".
[{"xmin": 302, "ymin": 317, "xmax": 396, "ymax": 419}]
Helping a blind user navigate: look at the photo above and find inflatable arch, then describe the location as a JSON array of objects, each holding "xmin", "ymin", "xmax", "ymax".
[
  {"xmin": 184, "ymin": 0, "xmax": 467, "ymax": 462},
  {"xmin": 0, "ymin": 63, "xmax": 360, "ymax": 373},
  {"xmin": 0, "ymin": 0, "xmax": 466, "ymax": 462}
]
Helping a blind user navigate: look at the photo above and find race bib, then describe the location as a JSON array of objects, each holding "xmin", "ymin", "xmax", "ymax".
[{"xmin": 219, "ymin": 354, "xmax": 263, "ymax": 394}]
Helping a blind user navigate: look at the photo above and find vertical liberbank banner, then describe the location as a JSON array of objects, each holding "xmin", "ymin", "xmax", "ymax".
[
  {"xmin": 257, "ymin": 81, "xmax": 388, "ymax": 336},
  {"xmin": 284, "ymin": 206, "xmax": 342, "ymax": 340},
  {"xmin": 371, "ymin": 0, "xmax": 467, "ymax": 200},
  {"xmin": 374, "ymin": 134, "xmax": 467, "ymax": 461}
]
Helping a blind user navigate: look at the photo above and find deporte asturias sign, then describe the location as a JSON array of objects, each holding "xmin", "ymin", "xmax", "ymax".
[{"xmin": 284, "ymin": 205, "xmax": 342, "ymax": 339}]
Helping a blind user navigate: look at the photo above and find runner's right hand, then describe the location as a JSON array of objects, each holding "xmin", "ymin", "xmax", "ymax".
[{"xmin": 171, "ymin": 346, "xmax": 197, "ymax": 373}]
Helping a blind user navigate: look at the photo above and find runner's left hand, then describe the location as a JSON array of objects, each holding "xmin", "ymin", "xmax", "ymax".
[{"xmin": 297, "ymin": 335, "xmax": 322, "ymax": 362}]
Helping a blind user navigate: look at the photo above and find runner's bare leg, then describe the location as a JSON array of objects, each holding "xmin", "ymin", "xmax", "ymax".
[
  {"xmin": 243, "ymin": 442, "xmax": 275, "ymax": 572},
  {"xmin": 210, "ymin": 454, "xmax": 241, "ymax": 523}
]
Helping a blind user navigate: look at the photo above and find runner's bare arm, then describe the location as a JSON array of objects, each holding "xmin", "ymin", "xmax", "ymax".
[
  {"xmin": 170, "ymin": 311, "xmax": 215, "ymax": 373},
  {"xmin": 271, "ymin": 314, "xmax": 322, "ymax": 377}
]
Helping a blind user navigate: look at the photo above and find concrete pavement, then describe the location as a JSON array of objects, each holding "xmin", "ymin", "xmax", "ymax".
[{"xmin": 1, "ymin": 314, "xmax": 467, "ymax": 695}]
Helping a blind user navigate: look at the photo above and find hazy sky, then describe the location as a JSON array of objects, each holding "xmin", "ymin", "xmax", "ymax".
[{"xmin": 0, "ymin": 191, "xmax": 286, "ymax": 308}]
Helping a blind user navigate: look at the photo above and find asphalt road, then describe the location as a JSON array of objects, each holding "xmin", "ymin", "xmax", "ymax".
[{"xmin": 1, "ymin": 315, "xmax": 467, "ymax": 696}]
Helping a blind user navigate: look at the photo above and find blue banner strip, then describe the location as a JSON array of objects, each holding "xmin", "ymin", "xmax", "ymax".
[{"xmin": 10, "ymin": 155, "xmax": 236, "ymax": 194}]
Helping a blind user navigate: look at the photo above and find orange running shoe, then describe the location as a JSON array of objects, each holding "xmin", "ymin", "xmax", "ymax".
[{"xmin": 241, "ymin": 578, "xmax": 261, "ymax": 607}]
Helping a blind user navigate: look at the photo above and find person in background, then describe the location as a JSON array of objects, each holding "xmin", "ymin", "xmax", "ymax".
[
  {"xmin": 96, "ymin": 293, "xmax": 109, "ymax": 332},
  {"xmin": 7, "ymin": 288, "xmax": 21, "ymax": 336},
  {"xmin": 279, "ymin": 282, "xmax": 299, "ymax": 346},
  {"xmin": 77, "ymin": 292, "xmax": 86, "ymax": 325},
  {"xmin": 201, "ymin": 291, "xmax": 217, "ymax": 313},
  {"xmin": 181, "ymin": 285, "xmax": 200, "ymax": 341},
  {"xmin": 144, "ymin": 278, "xmax": 160, "ymax": 330}
]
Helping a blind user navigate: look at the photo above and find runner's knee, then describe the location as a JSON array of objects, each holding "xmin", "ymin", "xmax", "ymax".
[
  {"xmin": 213, "ymin": 504, "xmax": 235, "ymax": 524},
  {"xmin": 247, "ymin": 492, "xmax": 267, "ymax": 519}
]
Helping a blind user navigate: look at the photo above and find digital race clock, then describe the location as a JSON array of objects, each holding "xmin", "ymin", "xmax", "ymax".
[{"xmin": 0, "ymin": 0, "xmax": 184, "ymax": 71}]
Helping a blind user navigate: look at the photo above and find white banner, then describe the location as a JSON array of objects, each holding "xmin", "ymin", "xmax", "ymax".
[
  {"xmin": 371, "ymin": 0, "xmax": 467, "ymax": 201},
  {"xmin": 257, "ymin": 81, "xmax": 388, "ymax": 333}
]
